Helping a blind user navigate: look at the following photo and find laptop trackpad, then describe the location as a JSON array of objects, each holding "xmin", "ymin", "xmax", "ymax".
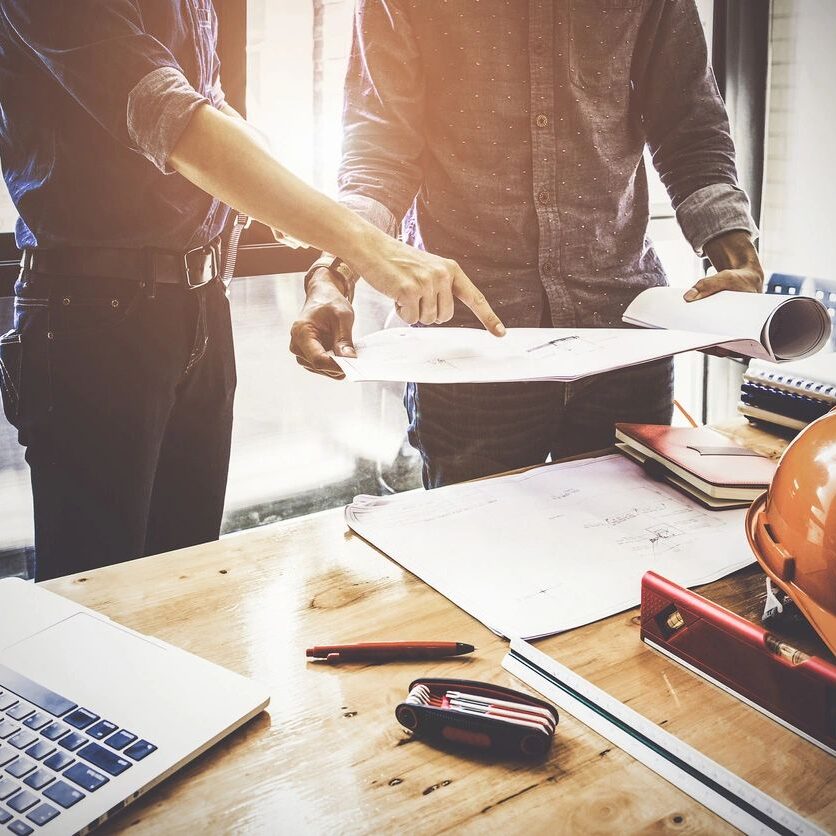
[{"xmin": 2, "ymin": 613, "xmax": 223, "ymax": 740}]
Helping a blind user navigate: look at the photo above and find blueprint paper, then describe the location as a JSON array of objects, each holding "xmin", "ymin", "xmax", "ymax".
[
  {"xmin": 623, "ymin": 288, "xmax": 830, "ymax": 361},
  {"xmin": 334, "ymin": 290, "xmax": 831, "ymax": 384},
  {"xmin": 334, "ymin": 326, "xmax": 726, "ymax": 384},
  {"xmin": 345, "ymin": 455, "xmax": 753, "ymax": 639}
]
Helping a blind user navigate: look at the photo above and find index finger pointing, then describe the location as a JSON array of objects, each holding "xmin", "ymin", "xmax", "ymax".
[{"xmin": 452, "ymin": 270, "xmax": 506, "ymax": 336}]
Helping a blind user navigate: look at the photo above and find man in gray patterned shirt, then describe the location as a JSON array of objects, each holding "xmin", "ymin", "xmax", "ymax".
[{"xmin": 292, "ymin": 0, "xmax": 764, "ymax": 487}]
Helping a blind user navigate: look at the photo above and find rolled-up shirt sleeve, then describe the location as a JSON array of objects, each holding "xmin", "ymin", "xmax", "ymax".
[
  {"xmin": 0, "ymin": 0, "xmax": 208, "ymax": 173},
  {"xmin": 674, "ymin": 183, "xmax": 756, "ymax": 256},
  {"xmin": 126, "ymin": 66, "xmax": 209, "ymax": 172}
]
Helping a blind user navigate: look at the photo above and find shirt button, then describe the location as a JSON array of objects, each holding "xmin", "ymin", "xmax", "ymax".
[
  {"xmin": 535, "ymin": 113, "xmax": 549, "ymax": 128},
  {"xmin": 537, "ymin": 189, "xmax": 550, "ymax": 205},
  {"xmin": 542, "ymin": 260, "xmax": 554, "ymax": 275}
]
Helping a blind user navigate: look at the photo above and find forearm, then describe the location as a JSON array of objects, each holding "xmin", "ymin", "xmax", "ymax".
[
  {"xmin": 168, "ymin": 103, "xmax": 382, "ymax": 272},
  {"xmin": 304, "ymin": 193, "xmax": 402, "ymax": 299},
  {"xmin": 639, "ymin": 1, "xmax": 757, "ymax": 253},
  {"xmin": 703, "ymin": 230, "xmax": 763, "ymax": 276}
]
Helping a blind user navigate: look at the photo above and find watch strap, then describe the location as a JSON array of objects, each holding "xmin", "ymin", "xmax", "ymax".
[{"xmin": 304, "ymin": 254, "xmax": 355, "ymax": 301}]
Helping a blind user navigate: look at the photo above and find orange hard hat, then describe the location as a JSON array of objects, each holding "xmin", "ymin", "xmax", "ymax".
[{"xmin": 746, "ymin": 409, "xmax": 836, "ymax": 656}]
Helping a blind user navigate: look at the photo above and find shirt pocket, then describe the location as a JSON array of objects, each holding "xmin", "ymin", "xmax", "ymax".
[{"xmin": 568, "ymin": 0, "xmax": 643, "ymax": 95}]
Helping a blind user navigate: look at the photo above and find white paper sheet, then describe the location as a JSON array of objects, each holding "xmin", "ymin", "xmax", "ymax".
[
  {"xmin": 345, "ymin": 455, "xmax": 754, "ymax": 639},
  {"xmin": 334, "ymin": 326, "xmax": 726, "ymax": 384},
  {"xmin": 334, "ymin": 290, "xmax": 831, "ymax": 384},
  {"xmin": 622, "ymin": 287, "xmax": 831, "ymax": 361}
]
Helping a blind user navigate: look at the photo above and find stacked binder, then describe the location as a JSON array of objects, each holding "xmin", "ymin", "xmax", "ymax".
[{"xmin": 738, "ymin": 353, "xmax": 836, "ymax": 431}]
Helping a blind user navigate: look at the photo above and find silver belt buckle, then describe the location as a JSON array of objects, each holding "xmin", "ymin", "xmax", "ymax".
[{"xmin": 183, "ymin": 243, "xmax": 218, "ymax": 289}]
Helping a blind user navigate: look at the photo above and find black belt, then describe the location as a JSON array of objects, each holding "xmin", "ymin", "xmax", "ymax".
[{"xmin": 21, "ymin": 237, "xmax": 222, "ymax": 291}]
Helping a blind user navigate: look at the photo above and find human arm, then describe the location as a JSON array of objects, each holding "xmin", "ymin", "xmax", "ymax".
[
  {"xmin": 169, "ymin": 104, "xmax": 503, "ymax": 344},
  {"xmin": 635, "ymin": 0, "xmax": 763, "ymax": 300},
  {"xmin": 291, "ymin": 0, "xmax": 444, "ymax": 376}
]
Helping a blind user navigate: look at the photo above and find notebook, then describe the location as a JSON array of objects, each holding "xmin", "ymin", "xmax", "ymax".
[{"xmin": 614, "ymin": 423, "xmax": 777, "ymax": 502}]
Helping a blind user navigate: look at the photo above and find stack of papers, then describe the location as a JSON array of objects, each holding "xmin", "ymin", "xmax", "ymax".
[
  {"xmin": 345, "ymin": 455, "xmax": 755, "ymax": 639},
  {"xmin": 334, "ymin": 289, "xmax": 831, "ymax": 384}
]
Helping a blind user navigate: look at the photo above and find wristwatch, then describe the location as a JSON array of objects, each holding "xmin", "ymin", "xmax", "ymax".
[{"xmin": 304, "ymin": 254, "xmax": 355, "ymax": 301}]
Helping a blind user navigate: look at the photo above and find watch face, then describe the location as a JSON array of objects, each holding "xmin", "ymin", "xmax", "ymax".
[{"xmin": 333, "ymin": 260, "xmax": 354, "ymax": 283}]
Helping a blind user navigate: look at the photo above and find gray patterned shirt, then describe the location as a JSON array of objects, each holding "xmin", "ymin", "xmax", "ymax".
[{"xmin": 338, "ymin": 0, "xmax": 757, "ymax": 328}]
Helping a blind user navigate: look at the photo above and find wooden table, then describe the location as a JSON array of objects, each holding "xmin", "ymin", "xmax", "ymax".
[{"xmin": 44, "ymin": 423, "xmax": 836, "ymax": 834}]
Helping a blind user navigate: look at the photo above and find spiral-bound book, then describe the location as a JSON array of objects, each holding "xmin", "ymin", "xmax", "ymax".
[
  {"xmin": 739, "ymin": 352, "xmax": 836, "ymax": 430},
  {"xmin": 744, "ymin": 353, "xmax": 836, "ymax": 399}
]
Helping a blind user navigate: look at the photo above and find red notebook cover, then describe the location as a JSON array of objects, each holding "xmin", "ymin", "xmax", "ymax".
[{"xmin": 615, "ymin": 423, "xmax": 777, "ymax": 489}]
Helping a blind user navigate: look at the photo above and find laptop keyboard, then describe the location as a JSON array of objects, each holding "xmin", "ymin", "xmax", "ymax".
[{"xmin": 0, "ymin": 666, "xmax": 157, "ymax": 834}]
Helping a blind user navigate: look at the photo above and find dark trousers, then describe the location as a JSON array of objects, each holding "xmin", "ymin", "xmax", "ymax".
[
  {"xmin": 0, "ymin": 269, "xmax": 236, "ymax": 581},
  {"xmin": 405, "ymin": 357, "xmax": 674, "ymax": 488}
]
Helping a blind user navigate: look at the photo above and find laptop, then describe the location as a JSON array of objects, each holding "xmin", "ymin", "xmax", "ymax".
[{"xmin": 0, "ymin": 577, "xmax": 270, "ymax": 835}]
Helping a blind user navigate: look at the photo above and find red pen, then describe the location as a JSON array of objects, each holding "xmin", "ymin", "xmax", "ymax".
[{"xmin": 306, "ymin": 641, "xmax": 475, "ymax": 663}]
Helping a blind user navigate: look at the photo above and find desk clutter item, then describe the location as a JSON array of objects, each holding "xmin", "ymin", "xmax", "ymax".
[
  {"xmin": 739, "ymin": 354, "xmax": 836, "ymax": 431},
  {"xmin": 614, "ymin": 422, "xmax": 776, "ymax": 508},
  {"xmin": 305, "ymin": 641, "xmax": 474, "ymax": 663},
  {"xmin": 640, "ymin": 571, "xmax": 836, "ymax": 756},
  {"xmin": 346, "ymin": 454, "xmax": 753, "ymax": 639},
  {"xmin": 396, "ymin": 678, "xmax": 558, "ymax": 758},
  {"xmin": 502, "ymin": 638, "xmax": 823, "ymax": 836}
]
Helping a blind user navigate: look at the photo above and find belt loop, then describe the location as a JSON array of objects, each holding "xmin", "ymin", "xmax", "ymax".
[{"xmin": 143, "ymin": 248, "xmax": 157, "ymax": 299}]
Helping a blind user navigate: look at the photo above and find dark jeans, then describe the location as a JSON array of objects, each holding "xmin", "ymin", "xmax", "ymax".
[
  {"xmin": 0, "ymin": 269, "xmax": 236, "ymax": 581},
  {"xmin": 405, "ymin": 358, "xmax": 674, "ymax": 488}
]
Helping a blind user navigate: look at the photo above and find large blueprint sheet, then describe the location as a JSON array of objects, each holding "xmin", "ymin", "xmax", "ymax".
[{"xmin": 346, "ymin": 455, "xmax": 753, "ymax": 639}]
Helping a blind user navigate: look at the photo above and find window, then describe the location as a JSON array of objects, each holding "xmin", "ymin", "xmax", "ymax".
[{"xmin": 247, "ymin": 0, "xmax": 353, "ymax": 194}]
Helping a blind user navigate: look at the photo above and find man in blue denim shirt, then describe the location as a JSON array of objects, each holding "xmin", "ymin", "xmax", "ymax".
[
  {"xmin": 0, "ymin": 0, "xmax": 504, "ymax": 580},
  {"xmin": 292, "ymin": 0, "xmax": 765, "ymax": 488}
]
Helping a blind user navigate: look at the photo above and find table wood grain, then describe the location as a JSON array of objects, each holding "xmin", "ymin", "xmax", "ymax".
[{"xmin": 43, "ymin": 422, "xmax": 836, "ymax": 834}]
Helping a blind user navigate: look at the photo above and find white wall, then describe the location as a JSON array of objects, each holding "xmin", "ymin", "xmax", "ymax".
[{"xmin": 760, "ymin": 0, "xmax": 836, "ymax": 281}]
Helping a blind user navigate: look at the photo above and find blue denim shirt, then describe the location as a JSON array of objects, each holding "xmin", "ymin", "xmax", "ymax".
[
  {"xmin": 339, "ymin": 0, "xmax": 758, "ymax": 329},
  {"xmin": 0, "ymin": 0, "xmax": 229, "ymax": 251}
]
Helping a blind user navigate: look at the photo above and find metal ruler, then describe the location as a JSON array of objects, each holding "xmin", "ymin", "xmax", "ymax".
[{"xmin": 502, "ymin": 638, "xmax": 825, "ymax": 836}]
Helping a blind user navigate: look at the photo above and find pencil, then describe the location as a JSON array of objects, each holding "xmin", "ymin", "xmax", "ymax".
[{"xmin": 673, "ymin": 399, "xmax": 698, "ymax": 428}]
